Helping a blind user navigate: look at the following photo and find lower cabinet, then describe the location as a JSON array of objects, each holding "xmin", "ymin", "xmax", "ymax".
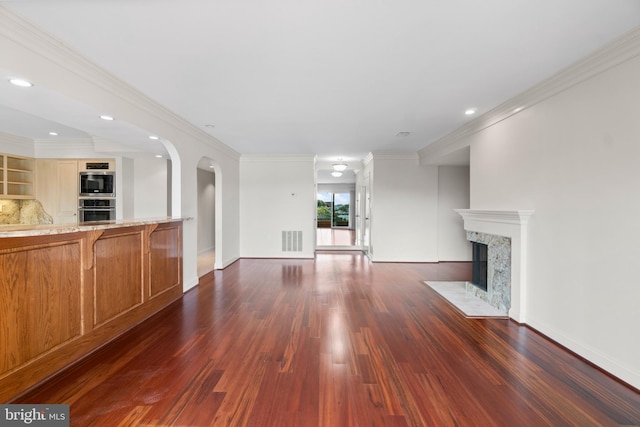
[{"xmin": 0, "ymin": 221, "xmax": 183, "ymax": 402}]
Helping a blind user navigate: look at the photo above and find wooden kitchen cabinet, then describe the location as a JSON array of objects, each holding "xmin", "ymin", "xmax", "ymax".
[
  {"xmin": 36, "ymin": 159, "xmax": 78, "ymax": 223},
  {"xmin": 0, "ymin": 220, "xmax": 183, "ymax": 402},
  {"xmin": 0, "ymin": 153, "xmax": 35, "ymax": 198},
  {"xmin": 0, "ymin": 155, "xmax": 4, "ymax": 196}
]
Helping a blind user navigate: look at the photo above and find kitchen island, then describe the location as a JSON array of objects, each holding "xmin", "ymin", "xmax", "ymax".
[{"xmin": 0, "ymin": 218, "xmax": 183, "ymax": 402}]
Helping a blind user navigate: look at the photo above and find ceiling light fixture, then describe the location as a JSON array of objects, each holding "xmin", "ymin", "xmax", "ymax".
[
  {"xmin": 9, "ymin": 78, "xmax": 33, "ymax": 87},
  {"xmin": 48, "ymin": 132, "xmax": 58, "ymax": 136},
  {"xmin": 333, "ymin": 160, "xmax": 347, "ymax": 172},
  {"xmin": 99, "ymin": 115, "xmax": 114, "ymax": 121},
  {"xmin": 149, "ymin": 135, "xmax": 159, "ymax": 140},
  {"xmin": 331, "ymin": 171, "xmax": 343, "ymax": 178},
  {"xmin": 514, "ymin": 107, "xmax": 524, "ymax": 113},
  {"xmin": 465, "ymin": 108, "xmax": 477, "ymax": 116},
  {"xmin": 155, "ymin": 154, "xmax": 163, "ymax": 158}
]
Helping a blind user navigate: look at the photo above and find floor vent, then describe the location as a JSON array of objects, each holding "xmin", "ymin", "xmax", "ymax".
[{"xmin": 282, "ymin": 231, "xmax": 303, "ymax": 252}]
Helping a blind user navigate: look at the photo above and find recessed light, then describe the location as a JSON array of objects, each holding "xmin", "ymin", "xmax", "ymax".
[
  {"xmin": 209, "ymin": 164, "xmax": 214, "ymax": 169},
  {"xmin": 48, "ymin": 132, "xmax": 58, "ymax": 136},
  {"xmin": 149, "ymin": 135, "xmax": 159, "ymax": 140},
  {"xmin": 396, "ymin": 131, "xmax": 411, "ymax": 137},
  {"xmin": 514, "ymin": 107, "xmax": 523, "ymax": 113},
  {"xmin": 9, "ymin": 78, "xmax": 33, "ymax": 87},
  {"xmin": 465, "ymin": 108, "xmax": 477, "ymax": 116},
  {"xmin": 155, "ymin": 154, "xmax": 163, "ymax": 158},
  {"xmin": 100, "ymin": 115, "xmax": 114, "ymax": 121}
]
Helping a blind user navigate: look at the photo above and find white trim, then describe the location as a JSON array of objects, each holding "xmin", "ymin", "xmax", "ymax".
[
  {"xmin": 240, "ymin": 154, "xmax": 316, "ymax": 163},
  {"xmin": 420, "ymin": 26, "xmax": 640, "ymax": 164},
  {"xmin": 455, "ymin": 209, "xmax": 534, "ymax": 323},
  {"xmin": 0, "ymin": 131, "xmax": 35, "ymax": 157},
  {"xmin": 371, "ymin": 152, "xmax": 420, "ymax": 161}
]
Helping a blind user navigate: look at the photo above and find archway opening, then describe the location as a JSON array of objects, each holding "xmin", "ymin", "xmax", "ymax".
[{"xmin": 197, "ymin": 157, "xmax": 216, "ymax": 276}]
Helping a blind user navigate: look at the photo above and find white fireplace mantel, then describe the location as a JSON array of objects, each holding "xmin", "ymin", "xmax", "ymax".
[{"xmin": 455, "ymin": 209, "xmax": 534, "ymax": 322}]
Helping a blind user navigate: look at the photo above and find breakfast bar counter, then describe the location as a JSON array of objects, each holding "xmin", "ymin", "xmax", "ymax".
[{"xmin": 0, "ymin": 218, "xmax": 184, "ymax": 402}]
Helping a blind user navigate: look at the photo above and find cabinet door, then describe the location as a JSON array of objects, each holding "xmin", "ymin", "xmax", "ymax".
[
  {"xmin": 57, "ymin": 161, "xmax": 78, "ymax": 224},
  {"xmin": 35, "ymin": 159, "xmax": 58, "ymax": 216},
  {"xmin": 0, "ymin": 155, "xmax": 5, "ymax": 196}
]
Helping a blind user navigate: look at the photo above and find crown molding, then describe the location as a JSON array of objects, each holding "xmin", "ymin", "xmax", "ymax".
[
  {"xmin": 371, "ymin": 152, "xmax": 419, "ymax": 161},
  {"xmin": 362, "ymin": 152, "xmax": 374, "ymax": 167},
  {"xmin": 33, "ymin": 138, "xmax": 97, "ymax": 158},
  {"xmin": 240, "ymin": 154, "xmax": 316, "ymax": 163},
  {"xmin": 0, "ymin": 131, "xmax": 35, "ymax": 157},
  {"xmin": 0, "ymin": 130, "xmax": 32, "ymax": 145},
  {"xmin": 419, "ymin": 25, "xmax": 640, "ymax": 164},
  {"xmin": 0, "ymin": 6, "xmax": 240, "ymax": 161}
]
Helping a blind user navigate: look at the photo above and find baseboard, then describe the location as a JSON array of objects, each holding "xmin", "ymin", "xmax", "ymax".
[{"xmin": 518, "ymin": 317, "xmax": 640, "ymax": 393}]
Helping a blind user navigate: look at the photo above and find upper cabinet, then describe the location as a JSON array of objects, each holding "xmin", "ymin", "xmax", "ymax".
[{"xmin": 1, "ymin": 153, "xmax": 35, "ymax": 199}]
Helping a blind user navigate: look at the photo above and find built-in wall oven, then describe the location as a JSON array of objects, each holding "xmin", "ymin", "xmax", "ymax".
[{"xmin": 78, "ymin": 198, "xmax": 116, "ymax": 223}]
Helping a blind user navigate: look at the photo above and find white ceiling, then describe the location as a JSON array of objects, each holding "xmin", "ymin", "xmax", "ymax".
[{"xmin": 1, "ymin": 1, "xmax": 640, "ymax": 165}]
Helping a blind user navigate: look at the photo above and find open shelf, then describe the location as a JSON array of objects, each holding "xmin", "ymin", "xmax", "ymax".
[{"xmin": 1, "ymin": 154, "xmax": 35, "ymax": 198}]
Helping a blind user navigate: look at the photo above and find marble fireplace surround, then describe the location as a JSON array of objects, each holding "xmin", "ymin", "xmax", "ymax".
[{"xmin": 455, "ymin": 209, "xmax": 534, "ymax": 323}]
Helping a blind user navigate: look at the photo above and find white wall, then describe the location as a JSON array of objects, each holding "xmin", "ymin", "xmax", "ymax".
[
  {"xmin": 131, "ymin": 155, "xmax": 168, "ymax": 219},
  {"xmin": 467, "ymin": 54, "xmax": 640, "ymax": 389},
  {"xmin": 121, "ymin": 156, "xmax": 134, "ymax": 219},
  {"xmin": 197, "ymin": 167, "xmax": 215, "ymax": 254},
  {"xmin": 370, "ymin": 155, "xmax": 439, "ymax": 262},
  {"xmin": 437, "ymin": 166, "xmax": 471, "ymax": 261},
  {"xmin": 240, "ymin": 155, "xmax": 315, "ymax": 258}
]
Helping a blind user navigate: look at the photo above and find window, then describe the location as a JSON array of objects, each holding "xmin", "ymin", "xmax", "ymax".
[{"xmin": 317, "ymin": 192, "xmax": 350, "ymax": 228}]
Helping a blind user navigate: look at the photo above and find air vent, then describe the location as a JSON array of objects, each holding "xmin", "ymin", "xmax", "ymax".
[{"xmin": 282, "ymin": 231, "xmax": 303, "ymax": 252}]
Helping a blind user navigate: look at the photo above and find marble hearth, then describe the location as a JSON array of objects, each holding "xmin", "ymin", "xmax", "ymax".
[{"xmin": 455, "ymin": 209, "xmax": 534, "ymax": 323}]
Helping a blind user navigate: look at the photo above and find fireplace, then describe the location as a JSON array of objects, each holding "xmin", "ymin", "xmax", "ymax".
[
  {"xmin": 471, "ymin": 242, "xmax": 488, "ymax": 291},
  {"xmin": 455, "ymin": 209, "xmax": 534, "ymax": 322}
]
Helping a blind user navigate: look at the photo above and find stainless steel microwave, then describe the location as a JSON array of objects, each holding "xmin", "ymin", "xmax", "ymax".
[{"xmin": 79, "ymin": 171, "xmax": 115, "ymax": 197}]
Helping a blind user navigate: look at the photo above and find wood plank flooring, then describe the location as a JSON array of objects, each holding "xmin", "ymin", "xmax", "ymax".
[
  {"xmin": 13, "ymin": 252, "xmax": 640, "ymax": 426},
  {"xmin": 316, "ymin": 228, "xmax": 356, "ymax": 246}
]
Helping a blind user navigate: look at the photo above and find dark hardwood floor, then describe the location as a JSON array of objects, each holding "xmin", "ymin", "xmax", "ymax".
[{"xmin": 14, "ymin": 252, "xmax": 640, "ymax": 426}]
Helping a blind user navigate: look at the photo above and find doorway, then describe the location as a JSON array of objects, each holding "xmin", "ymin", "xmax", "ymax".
[
  {"xmin": 316, "ymin": 186, "xmax": 356, "ymax": 248},
  {"xmin": 197, "ymin": 159, "xmax": 216, "ymax": 277}
]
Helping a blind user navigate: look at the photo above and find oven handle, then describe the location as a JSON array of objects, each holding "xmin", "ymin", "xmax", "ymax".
[{"xmin": 78, "ymin": 207, "xmax": 116, "ymax": 210}]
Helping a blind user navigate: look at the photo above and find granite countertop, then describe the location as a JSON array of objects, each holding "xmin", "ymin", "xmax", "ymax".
[{"xmin": 0, "ymin": 217, "xmax": 188, "ymax": 238}]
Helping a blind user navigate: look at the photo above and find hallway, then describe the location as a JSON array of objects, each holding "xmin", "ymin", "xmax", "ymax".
[{"xmin": 316, "ymin": 227, "xmax": 356, "ymax": 247}]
